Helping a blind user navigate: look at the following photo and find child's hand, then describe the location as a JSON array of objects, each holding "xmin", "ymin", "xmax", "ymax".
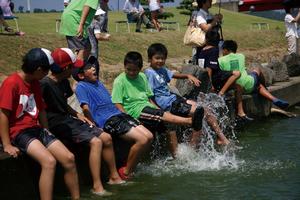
[
  {"xmin": 76, "ymin": 24, "xmax": 84, "ymax": 38},
  {"xmin": 4, "ymin": 144, "xmax": 20, "ymax": 158},
  {"xmin": 76, "ymin": 113, "xmax": 95, "ymax": 127},
  {"xmin": 187, "ymin": 75, "xmax": 201, "ymax": 87}
]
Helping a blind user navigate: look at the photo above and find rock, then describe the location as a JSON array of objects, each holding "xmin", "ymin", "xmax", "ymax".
[
  {"xmin": 265, "ymin": 60, "xmax": 289, "ymax": 82},
  {"xmin": 175, "ymin": 64, "xmax": 210, "ymax": 101},
  {"xmin": 282, "ymin": 53, "xmax": 300, "ymax": 77}
]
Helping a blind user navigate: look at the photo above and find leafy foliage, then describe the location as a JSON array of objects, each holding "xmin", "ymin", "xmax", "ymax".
[{"xmin": 177, "ymin": 0, "xmax": 197, "ymax": 16}]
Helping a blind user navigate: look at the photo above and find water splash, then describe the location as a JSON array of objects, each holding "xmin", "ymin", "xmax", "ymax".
[{"xmin": 138, "ymin": 93, "xmax": 243, "ymax": 177}]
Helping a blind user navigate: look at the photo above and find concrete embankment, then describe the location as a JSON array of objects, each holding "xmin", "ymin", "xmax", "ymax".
[{"xmin": 1, "ymin": 72, "xmax": 300, "ymax": 199}]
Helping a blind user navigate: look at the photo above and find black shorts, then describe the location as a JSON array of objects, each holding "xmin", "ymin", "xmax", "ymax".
[
  {"xmin": 12, "ymin": 127, "xmax": 57, "ymax": 153},
  {"xmin": 104, "ymin": 113, "xmax": 140, "ymax": 137},
  {"xmin": 49, "ymin": 116, "xmax": 102, "ymax": 145},
  {"xmin": 212, "ymin": 71, "xmax": 233, "ymax": 92},
  {"xmin": 249, "ymin": 71, "xmax": 260, "ymax": 93},
  {"xmin": 138, "ymin": 106, "xmax": 166, "ymax": 132},
  {"xmin": 170, "ymin": 96, "xmax": 192, "ymax": 117},
  {"xmin": 66, "ymin": 36, "xmax": 91, "ymax": 51}
]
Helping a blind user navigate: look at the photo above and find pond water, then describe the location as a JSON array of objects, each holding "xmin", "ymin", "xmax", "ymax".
[{"xmin": 57, "ymin": 105, "xmax": 300, "ymax": 199}]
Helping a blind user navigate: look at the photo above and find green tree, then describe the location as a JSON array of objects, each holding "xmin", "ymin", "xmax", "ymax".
[{"xmin": 177, "ymin": 0, "xmax": 197, "ymax": 15}]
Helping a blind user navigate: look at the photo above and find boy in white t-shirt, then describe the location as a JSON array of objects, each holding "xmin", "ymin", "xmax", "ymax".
[{"xmin": 284, "ymin": 7, "xmax": 300, "ymax": 54}]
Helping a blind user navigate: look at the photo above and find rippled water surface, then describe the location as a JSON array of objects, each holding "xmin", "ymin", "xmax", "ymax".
[{"xmin": 57, "ymin": 104, "xmax": 300, "ymax": 200}]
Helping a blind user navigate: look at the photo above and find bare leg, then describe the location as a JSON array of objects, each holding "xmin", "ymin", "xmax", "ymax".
[
  {"xmin": 120, "ymin": 125, "xmax": 153, "ymax": 175},
  {"xmin": 187, "ymin": 100, "xmax": 229, "ymax": 145},
  {"xmin": 235, "ymin": 84, "xmax": 247, "ymax": 117},
  {"xmin": 89, "ymin": 137, "xmax": 105, "ymax": 193},
  {"xmin": 205, "ymin": 109, "xmax": 230, "ymax": 145},
  {"xmin": 219, "ymin": 71, "xmax": 241, "ymax": 95},
  {"xmin": 48, "ymin": 140, "xmax": 80, "ymax": 200},
  {"xmin": 257, "ymin": 84, "xmax": 276, "ymax": 101},
  {"xmin": 151, "ymin": 11, "xmax": 161, "ymax": 31},
  {"xmin": 162, "ymin": 112, "xmax": 192, "ymax": 126},
  {"xmin": 98, "ymin": 132, "xmax": 123, "ymax": 184},
  {"xmin": 26, "ymin": 140, "xmax": 57, "ymax": 200},
  {"xmin": 166, "ymin": 130, "xmax": 178, "ymax": 158}
]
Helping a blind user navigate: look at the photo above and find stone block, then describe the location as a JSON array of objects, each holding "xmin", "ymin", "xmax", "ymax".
[
  {"xmin": 265, "ymin": 60, "xmax": 289, "ymax": 82},
  {"xmin": 282, "ymin": 53, "xmax": 300, "ymax": 77},
  {"xmin": 176, "ymin": 64, "xmax": 210, "ymax": 101}
]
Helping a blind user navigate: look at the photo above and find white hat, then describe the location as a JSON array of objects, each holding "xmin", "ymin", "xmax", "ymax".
[{"xmin": 95, "ymin": 7, "xmax": 105, "ymax": 16}]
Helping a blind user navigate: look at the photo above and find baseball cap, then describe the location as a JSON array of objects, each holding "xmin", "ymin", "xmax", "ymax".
[
  {"xmin": 23, "ymin": 48, "xmax": 56, "ymax": 68},
  {"xmin": 51, "ymin": 48, "xmax": 84, "ymax": 73},
  {"xmin": 72, "ymin": 55, "xmax": 98, "ymax": 81}
]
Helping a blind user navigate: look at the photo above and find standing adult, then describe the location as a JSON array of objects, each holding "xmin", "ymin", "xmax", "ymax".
[
  {"xmin": 284, "ymin": 7, "xmax": 300, "ymax": 55},
  {"xmin": 148, "ymin": 0, "xmax": 162, "ymax": 31},
  {"xmin": 99, "ymin": 0, "xmax": 109, "ymax": 33},
  {"xmin": 123, "ymin": 0, "xmax": 152, "ymax": 32},
  {"xmin": 194, "ymin": 0, "xmax": 222, "ymax": 64},
  {"xmin": 60, "ymin": 0, "xmax": 99, "ymax": 61}
]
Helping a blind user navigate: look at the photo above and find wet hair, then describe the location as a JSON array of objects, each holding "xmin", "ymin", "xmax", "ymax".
[
  {"xmin": 205, "ymin": 31, "xmax": 220, "ymax": 47},
  {"xmin": 222, "ymin": 40, "xmax": 238, "ymax": 53},
  {"xmin": 147, "ymin": 43, "xmax": 168, "ymax": 60},
  {"xmin": 124, "ymin": 51, "xmax": 143, "ymax": 69}
]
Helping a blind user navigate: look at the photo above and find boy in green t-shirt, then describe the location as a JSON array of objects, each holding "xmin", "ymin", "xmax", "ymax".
[
  {"xmin": 218, "ymin": 40, "xmax": 289, "ymax": 110},
  {"xmin": 112, "ymin": 51, "xmax": 205, "ymax": 155}
]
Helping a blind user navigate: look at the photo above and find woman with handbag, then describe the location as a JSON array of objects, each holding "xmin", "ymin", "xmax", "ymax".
[{"xmin": 194, "ymin": 0, "xmax": 222, "ymax": 64}]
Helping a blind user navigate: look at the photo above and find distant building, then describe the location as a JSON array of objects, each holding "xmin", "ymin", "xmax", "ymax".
[{"xmin": 216, "ymin": 0, "xmax": 239, "ymax": 12}]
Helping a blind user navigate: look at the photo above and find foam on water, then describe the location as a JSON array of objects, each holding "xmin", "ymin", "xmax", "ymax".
[{"xmin": 137, "ymin": 93, "xmax": 244, "ymax": 177}]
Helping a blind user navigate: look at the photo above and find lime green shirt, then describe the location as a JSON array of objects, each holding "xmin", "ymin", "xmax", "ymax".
[
  {"xmin": 218, "ymin": 53, "xmax": 254, "ymax": 93},
  {"xmin": 111, "ymin": 72, "xmax": 156, "ymax": 119},
  {"xmin": 60, "ymin": 0, "xmax": 98, "ymax": 38}
]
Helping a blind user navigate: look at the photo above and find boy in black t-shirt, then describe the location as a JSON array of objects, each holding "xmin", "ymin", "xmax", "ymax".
[
  {"xmin": 197, "ymin": 31, "xmax": 252, "ymax": 121},
  {"xmin": 40, "ymin": 48, "xmax": 124, "ymax": 197}
]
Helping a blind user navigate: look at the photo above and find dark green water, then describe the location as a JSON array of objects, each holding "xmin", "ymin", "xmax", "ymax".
[{"xmin": 58, "ymin": 108, "xmax": 300, "ymax": 200}]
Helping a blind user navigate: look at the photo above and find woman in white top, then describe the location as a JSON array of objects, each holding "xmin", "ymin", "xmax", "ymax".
[
  {"xmin": 284, "ymin": 7, "xmax": 300, "ymax": 55},
  {"xmin": 148, "ymin": 0, "xmax": 161, "ymax": 31},
  {"xmin": 192, "ymin": 0, "xmax": 222, "ymax": 64}
]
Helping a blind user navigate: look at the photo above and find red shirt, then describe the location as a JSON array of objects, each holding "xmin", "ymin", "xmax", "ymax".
[{"xmin": 0, "ymin": 73, "xmax": 45, "ymax": 139}]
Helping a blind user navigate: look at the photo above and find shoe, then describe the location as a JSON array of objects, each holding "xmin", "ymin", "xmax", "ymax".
[
  {"xmin": 135, "ymin": 29, "xmax": 142, "ymax": 33},
  {"xmin": 4, "ymin": 26, "xmax": 13, "ymax": 32},
  {"xmin": 118, "ymin": 166, "xmax": 130, "ymax": 180},
  {"xmin": 91, "ymin": 189, "xmax": 113, "ymax": 197},
  {"xmin": 236, "ymin": 115, "xmax": 254, "ymax": 123},
  {"xmin": 192, "ymin": 106, "xmax": 204, "ymax": 131},
  {"xmin": 15, "ymin": 31, "xmax": 25, "ymax": 36},
  {"xmin": 273, "ymin": 99, "xmax": 289, "ymax": 109}
]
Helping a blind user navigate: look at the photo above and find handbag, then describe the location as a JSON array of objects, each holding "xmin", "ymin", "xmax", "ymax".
[{"xmin": 183, "ymin": 25, "xmax": 206, "ymax": 47}]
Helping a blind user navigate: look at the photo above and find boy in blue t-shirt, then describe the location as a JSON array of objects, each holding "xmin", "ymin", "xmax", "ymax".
[
  {"xmin": 73, "ymin": 60, "xmax": 153, "ymax": 180},
  {"xmin": 144, "ymin": 43, "xmax": 230, "ymax": 145}
]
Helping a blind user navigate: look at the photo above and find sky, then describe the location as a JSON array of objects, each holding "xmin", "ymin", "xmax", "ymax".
[{"xmin": 13, "ymin": 0, "xmax": 181, "ymax": 12}]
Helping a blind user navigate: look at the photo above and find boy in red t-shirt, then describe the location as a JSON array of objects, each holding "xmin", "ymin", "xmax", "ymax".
[{"xmin": 0, "ymin": 48, "xmax": 80, "ymax": 200}]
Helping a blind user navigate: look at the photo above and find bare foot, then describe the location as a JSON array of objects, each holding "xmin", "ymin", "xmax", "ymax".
[
  {"xmin": 107, "ymin": 176, "xmax": 126, "ymax": 185},
  {"xmin": 217, "ymin": 139, "xmax": 230, "ymax": 145}
]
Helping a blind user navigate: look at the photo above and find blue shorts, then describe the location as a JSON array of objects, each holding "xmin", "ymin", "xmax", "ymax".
[
  {"xmin": 249, "ymin": 71, "xmax": 260, "ymax": 93},
  {"xmin": 12, "ymin": 127, "xmax": 57, "ymax": 153}
]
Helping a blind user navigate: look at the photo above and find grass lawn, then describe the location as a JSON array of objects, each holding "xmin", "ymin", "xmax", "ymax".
[{"xmin": 0, "ymin": 7, "xmax": 287, "ymax": 76}]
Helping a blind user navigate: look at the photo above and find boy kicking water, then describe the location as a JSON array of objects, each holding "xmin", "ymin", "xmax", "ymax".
[
  {"xmin": 144, "ymin": 43, "xmax": 230, "ymax": 146},
  {"xmin": 111, "ymin": 51, "xmax": 205, "ymax": 158}
]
